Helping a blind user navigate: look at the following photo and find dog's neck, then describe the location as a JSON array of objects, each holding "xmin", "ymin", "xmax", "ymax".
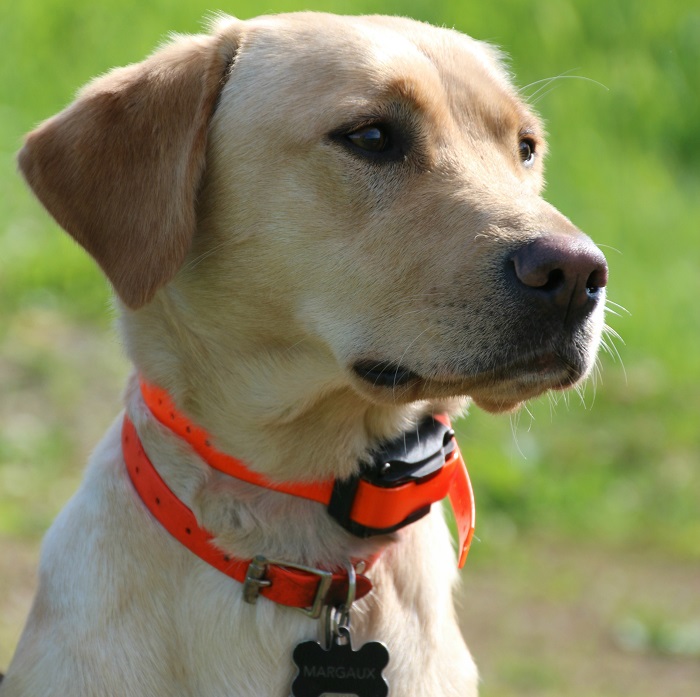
[{"xmin": 120, "ymin": 292, "xmax": 468, "ymax": 485}]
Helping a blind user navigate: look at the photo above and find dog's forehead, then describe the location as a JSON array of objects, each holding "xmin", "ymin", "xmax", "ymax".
[
  {"xmin": 216, "ymin": 12, "xmax": 523, "ymax": 130},
  {"xmin": 245, "ymin": 13, "xmax": 505, "ymax": 84}
]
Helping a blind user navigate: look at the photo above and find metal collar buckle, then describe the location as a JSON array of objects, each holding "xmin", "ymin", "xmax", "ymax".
[{"xmin": 243, "ymin": 555, "xmax": 333, "ymax": 619}]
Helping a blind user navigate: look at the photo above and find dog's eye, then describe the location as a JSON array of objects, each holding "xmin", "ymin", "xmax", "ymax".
[
  {"xmin": 518, "ymin": 138, "xmax": 536, "ymax": 167},
  {"xmin": 346, "ymin": 125, "xmax": 389, "ymax": 153}
]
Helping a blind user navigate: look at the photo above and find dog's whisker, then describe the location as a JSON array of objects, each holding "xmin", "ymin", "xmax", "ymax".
[
  {"xmin": 601, "ymin": 326, "xmax": 628, "ymax": 384},
  {"xmin": 598, "ymin": 337, "xmax": 614, "ymax": 360},
  {"xmin": 574, "ymin": 381, "xmax": 589, "ymax": 410},
  {"xmin": 181, "ymin": 241, "xmax": 230, "ymax": 272},
  {"xmin": 596, "ymin": 243, "xmax": 623, "ymax": 256},
  {"xmin": 521, "ymin": 74, "xmax": 571, "ymax": 101},
  {"xmin": 529, "ymin": 86, "xmax": 561, "ymax": 106},
  {"xmin": 605, "ymin": 299, "xmax": 631, "ymax": 315},
  {"xmin": 521, "ymin": 68, "xmax": 582, "ymax": 93},
  {"xmin": 602, "ymin": 324, "xmax": 626, "ymax": 345},
  {"xmin": 509, "ymin": 412, "xmax": 526, "ymax": 459},
  {"xmin": 523, "ymin": 72, "xmax": 610, "ymax": 103},
  {"xmin": 589, "ymin": 359, "xmax": 602, "ymax": 406},
  {"xmin": 282, "ymin": 338, "xmax": 310, "ymax": 353},
  {"xmin": 563, "ymin": 388, "xmax": 572, "ymax": 411}
]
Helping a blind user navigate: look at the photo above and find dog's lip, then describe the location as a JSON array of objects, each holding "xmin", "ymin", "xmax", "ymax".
[
  {"xmin": 450, "ymin": 352, "xmax": 581, "ymax": 391},
  {"xmin": 351, "ymin": 351, "xmax": 581, "ymax": 402},
  {"xmin": 352, "ymin": 360, "xmax": 421, "ymax": 387},
  {"xmin": 355, "ymin": 351, "xmax": 575, "ymax": 384},
  {"xmin": 469, "ymin": 355, "xmax": 580, "ymax": 409},
  {"xmin": 489, "ymin": 351, "xmax": 582, "ymax": 385}
]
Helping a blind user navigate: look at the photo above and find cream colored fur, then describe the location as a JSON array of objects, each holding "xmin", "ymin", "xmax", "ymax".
[{"xmin": 4, "ymin": 12, "xmax": 606, "ymax": 696}]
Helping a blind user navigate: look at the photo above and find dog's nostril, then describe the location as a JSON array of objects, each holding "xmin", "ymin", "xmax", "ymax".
[
  {"xmin": 586, "ymin": 266, "xmax": 608, "ymax": 293},
  {"xmin": 540, "ymin": 268, "xmax": 565, "ymax": 293}
]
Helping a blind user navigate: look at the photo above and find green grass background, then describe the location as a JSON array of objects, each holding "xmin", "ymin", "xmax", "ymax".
[{"xmin": 1, "ymin": 1, "xmax": 699, "ymax": 695}]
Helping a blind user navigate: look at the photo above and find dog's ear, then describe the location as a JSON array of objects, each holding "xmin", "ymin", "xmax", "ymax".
[{"xmin": 18, "ymin": 27, "xmax": 241, "ymax": 309}]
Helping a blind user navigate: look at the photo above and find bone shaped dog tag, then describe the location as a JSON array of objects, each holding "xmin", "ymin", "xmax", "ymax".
[{"xmin": 291, "ymin": 629, "xmax": 389, "ymax": 697}]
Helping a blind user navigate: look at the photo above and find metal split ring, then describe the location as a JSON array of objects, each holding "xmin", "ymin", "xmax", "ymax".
[{"xmin": 323, "ymin": 561, "xmax": 356, "ymax": 647}]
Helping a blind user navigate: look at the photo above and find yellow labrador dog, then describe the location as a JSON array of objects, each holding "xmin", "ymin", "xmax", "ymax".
[{"xmin": 5, "ymin": 12, "xmax": 607, "ymax": 697}]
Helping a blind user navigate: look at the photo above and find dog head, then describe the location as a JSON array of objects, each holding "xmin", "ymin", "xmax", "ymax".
[{"xmin": 19, "ymin": 13, "xmax": 607, "ymax": 419}]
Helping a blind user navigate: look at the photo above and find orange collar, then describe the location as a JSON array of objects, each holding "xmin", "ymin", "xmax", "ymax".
[{"xmin": 123, "ymin": 380, "xmax": 475, "ymax": 612}]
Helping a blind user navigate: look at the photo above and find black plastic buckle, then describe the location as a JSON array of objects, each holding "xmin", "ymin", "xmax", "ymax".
[{"xmin": 327, "ymin": 415, "xmax": 456, "ymax": 538}]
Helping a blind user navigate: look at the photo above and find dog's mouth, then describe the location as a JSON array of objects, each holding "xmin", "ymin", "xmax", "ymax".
[
  {"xmin": 352, "ymin": 360, "xmax": 421, "ymax": 387},
  {"xmin": 351, "ymin": 350, "xmax": 587, "ymax": 409}
]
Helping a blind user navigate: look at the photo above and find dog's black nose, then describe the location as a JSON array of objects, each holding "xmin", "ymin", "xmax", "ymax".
[{"xmin": 511, "ymin": 234, "xmax": 608, "ymax": 316}]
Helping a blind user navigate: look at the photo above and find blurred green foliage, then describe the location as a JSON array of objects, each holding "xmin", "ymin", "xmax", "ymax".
[{"xmin": 1, "ymin": 0, "xmax": 699, "ymax": 554}]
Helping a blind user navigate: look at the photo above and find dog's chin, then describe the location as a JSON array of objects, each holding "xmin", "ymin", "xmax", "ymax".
[{"xmin": 350, "ymin": 352, "xmax": 589, "ymax": 410}]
